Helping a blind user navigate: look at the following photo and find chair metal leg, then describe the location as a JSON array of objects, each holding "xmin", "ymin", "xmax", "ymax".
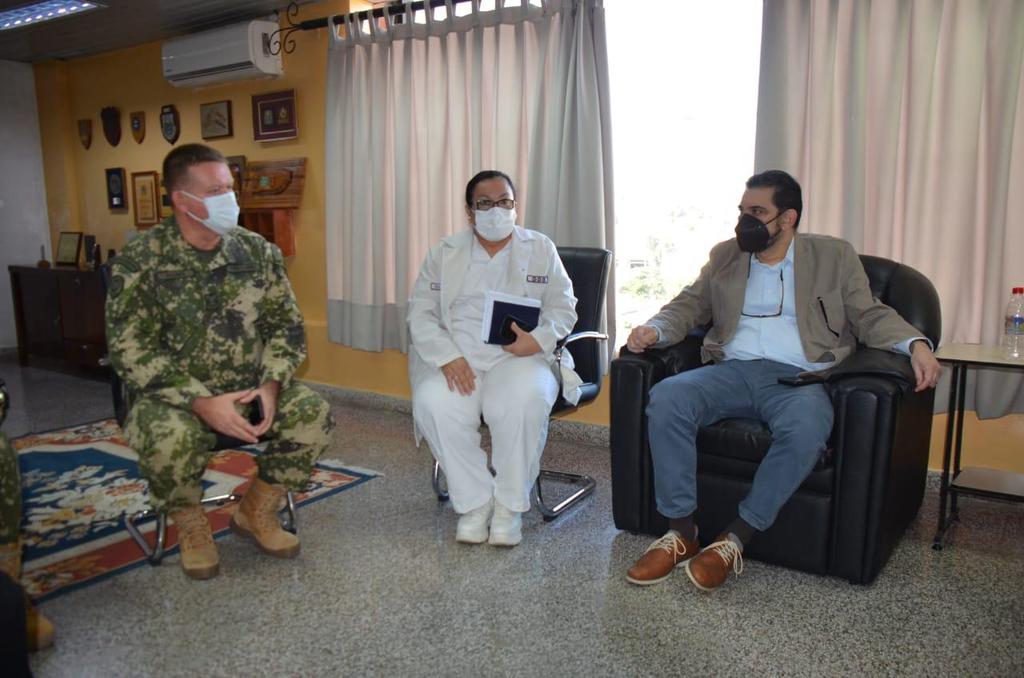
[
  {"xmin": 531, "ymin": 469, "xmax": 596, "ymax": 522},
  {"xmin": 432, "ymin": 460, "xmax": 449, "ymax": 502},
  {"xmin": 280, "ymin": 491, "xmax": 298, "ymax": 534},
  {"xmin": 123, "ymin": 490, "xmax": 297, "ymax": 563},
  {"xmin": 124, "ymin": 509, "xmax": 167, "ymax": 564},
  {"xmin": 432, "ymin": 461, "xmax": 594, "ymax": 520}
]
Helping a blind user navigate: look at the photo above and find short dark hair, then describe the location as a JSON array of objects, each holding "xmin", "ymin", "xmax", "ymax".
[
  {"xmin": 162, "ymin": 143, "xmax": 226, "ymax": 193},
  {"xmin": 746, "ymin": 169, "xmax": 803, "ymax": 228},
  {"xmin": 465, "ymin": 170, "xmax": 516, "ymax": 207}
]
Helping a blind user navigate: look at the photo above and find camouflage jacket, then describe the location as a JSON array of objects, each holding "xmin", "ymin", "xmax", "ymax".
[{"xmin": 106, "ymin": 218, "xmax": 306, "ymax": 409}]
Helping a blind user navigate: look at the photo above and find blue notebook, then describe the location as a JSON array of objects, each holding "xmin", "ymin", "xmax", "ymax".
[{"xmin": 481, "ymin": 291, "xmax": 542, "ymax": 345}]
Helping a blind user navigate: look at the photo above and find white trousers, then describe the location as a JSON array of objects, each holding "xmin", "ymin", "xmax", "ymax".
[{"xmin": 412, "ymin": 355, "xmax": 559, "ymax": 514}]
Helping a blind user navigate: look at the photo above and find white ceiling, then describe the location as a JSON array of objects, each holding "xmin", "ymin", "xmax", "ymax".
[{"xmin": 0, "ymin": 0, "xmax": 320, "ymax": 63}]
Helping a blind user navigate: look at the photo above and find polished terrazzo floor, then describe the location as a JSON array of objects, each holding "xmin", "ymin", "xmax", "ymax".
[{"xmin": 2, "ymin": 355, "xmax": 1022, "ymax": 677}]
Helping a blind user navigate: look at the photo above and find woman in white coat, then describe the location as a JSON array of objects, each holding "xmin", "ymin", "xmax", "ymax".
[{"xmin": 407, "ymin": 170, "xmax": 580, "ymax": 547}]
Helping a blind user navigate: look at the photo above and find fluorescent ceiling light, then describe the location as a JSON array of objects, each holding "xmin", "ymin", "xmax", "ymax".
[{"xmin": 0, "ymin": 2, "xmax": 104, "ymax": 31}]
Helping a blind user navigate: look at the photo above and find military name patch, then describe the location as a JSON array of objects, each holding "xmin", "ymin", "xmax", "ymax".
[
  {"xmin": 526, "ymin": 275, "xmax": 548, "ymax": 284},
  {"xmin": 109, "ymin": 275, "xmax": 125, "ymax": 298},
  {"xmin": 430, "ymin": 283, "xmax": 441, "ymax": 291}
]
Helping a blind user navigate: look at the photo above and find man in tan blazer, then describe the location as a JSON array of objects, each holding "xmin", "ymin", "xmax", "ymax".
[{"xmin": 623, "ymin": 170, "xmax": 941, "ymax": 592}]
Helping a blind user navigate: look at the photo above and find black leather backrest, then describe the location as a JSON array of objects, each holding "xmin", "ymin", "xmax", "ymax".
[
  {"xmin": 859, "ymin": 255, "xmax": 942, "ymax": 347},
  {"xmin": 557, "ymin": 247, "xmax": 612, "ymax": 386}
]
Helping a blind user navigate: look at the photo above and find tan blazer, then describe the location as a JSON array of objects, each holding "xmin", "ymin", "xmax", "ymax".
[{"xmin": 645, "ymin": 233, "xmax": 922, "ymax": 369}]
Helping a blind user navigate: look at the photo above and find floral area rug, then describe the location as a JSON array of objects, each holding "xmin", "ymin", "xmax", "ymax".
[{"xmin": 12, "ymin": 419, "xmax": 377, "ymax": 601}]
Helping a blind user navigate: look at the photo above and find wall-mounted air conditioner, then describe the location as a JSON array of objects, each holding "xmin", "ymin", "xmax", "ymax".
[{"xmin": 162, "ymin": 19, "xmax": 282, "ymax": 88}]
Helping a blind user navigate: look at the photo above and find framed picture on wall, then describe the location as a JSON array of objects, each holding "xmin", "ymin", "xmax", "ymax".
[
  {"xmin": 56, "ymin": 232, "xmax": 83, "ymax": 267},
  {"xmin": 251, "ymin": 89, "xmax": 297, "ymax": 142},
  {"xmin": 160, "ymin": 180, "xmax": 173, "ymax": 218},
  {"xmin": 200, "ymin": 100, "xmax": 233, "ymax": 140},
  {"xmin": 131, "ymin": 171, "xmax": 160, "ymax": 227},
  {"xmin": 106, "ymin": 168, "xmax": 127, "ymax": 209}
]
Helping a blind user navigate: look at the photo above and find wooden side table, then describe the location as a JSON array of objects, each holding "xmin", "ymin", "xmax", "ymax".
[{"xmin": 932, "ymin": 343, "xmax": 1024, "ymax": 549}]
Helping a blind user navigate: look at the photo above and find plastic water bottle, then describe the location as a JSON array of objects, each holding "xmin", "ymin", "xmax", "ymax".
[{"xmin": 1005, "ymin": 287, "xmax": 1024, "ymax": 358}]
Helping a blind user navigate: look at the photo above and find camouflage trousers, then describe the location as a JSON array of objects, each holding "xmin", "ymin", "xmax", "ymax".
[
  {"xmin": 124, "ymin": 383, "xmax": 334, "ymax": 513},
  {"xmin": 0, "ymin": 433, "xmax": 20, "ymax": 546}
]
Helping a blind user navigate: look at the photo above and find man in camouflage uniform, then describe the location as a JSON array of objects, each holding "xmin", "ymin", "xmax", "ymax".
[
  {"xmin": 106, "ymin": 143, "xmax": 334, "ymax": 579},
  {"xmin": 1, "ymin": 381, "xmax": 54, "ymax": 655}
]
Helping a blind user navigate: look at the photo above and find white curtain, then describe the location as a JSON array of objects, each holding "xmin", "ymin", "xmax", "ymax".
[
  {"xmin": 324, "ymin": 0, "xmax": 614, "ymax": 354},
  {"xmin": 756, "ymin": 0, "xmax": 1024, "ymax": 417}
]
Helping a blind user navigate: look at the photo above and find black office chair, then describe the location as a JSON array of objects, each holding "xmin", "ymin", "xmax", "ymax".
[
  {"xmin": 610, "ymin": 254, "xmax": 942, "ymax": 584},
  {"xmin": 432, "ymin": 246, "xmax": 613, "ymax": 521},
  {"xmin": 98, "ymin": 263, "xmax": 296, "ymax": 564}
]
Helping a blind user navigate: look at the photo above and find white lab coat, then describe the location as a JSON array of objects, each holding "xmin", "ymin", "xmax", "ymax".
[
  {"xmin": 407, "ymin": 225, "xmax": 585, "ymax": 512},
  {"xmin": 407, "ymin": 226, "xmax": 583, "ymax": 444}
]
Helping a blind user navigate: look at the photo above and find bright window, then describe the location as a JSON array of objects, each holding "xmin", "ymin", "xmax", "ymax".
[{"xmin": 606, "ymin": 0, "xmax": 763, "ymax": 341}]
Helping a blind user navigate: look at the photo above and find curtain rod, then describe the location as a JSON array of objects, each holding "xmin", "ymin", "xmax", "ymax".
[{"xmin": 269, "ymin": 0, "xmax": 476, "ymax": 55}]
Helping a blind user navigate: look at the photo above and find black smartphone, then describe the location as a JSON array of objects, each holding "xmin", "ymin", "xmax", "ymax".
[
  {"xmin": 248, "ymin": 395, "xmax": 265, "ymax": 425},
  {"xmin": 499, "ymin": 314, "xmax": 537, "ymax": 344},
  {"xmin": 777, "ymin": 375, "xmax": 824, "ymax": 387}
]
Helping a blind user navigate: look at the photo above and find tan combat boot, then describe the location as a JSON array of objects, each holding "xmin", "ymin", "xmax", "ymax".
[
  {"xmin": 0, "ymin": 540, "xmax": 20, "ymax": 581},
  {"xmin": 169, "ymin": 506, "xmax": 220, "ymax": 580},
  {"xmin": 1, "ymin": 540, "xmax": 55, "ymax": 651},
  {"xmin": 230, "ymin": 478, "xmax": 300, "ymax": 558}
]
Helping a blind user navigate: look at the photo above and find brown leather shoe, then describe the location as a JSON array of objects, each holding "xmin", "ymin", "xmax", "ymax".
[
  {"xmin": 170, "ymin": 506, "xmax": 220, "ymax": 580},
  {"xmin": 626, "ymin": 531, "xmax": 700, "ymax": 586},
  {"xmin": 685, "ymin": 534, "xmax": 744, "ymax": 592},
  {"xmin": 231, "ymin": 479, "xmax": 300, "ymax": 558}
]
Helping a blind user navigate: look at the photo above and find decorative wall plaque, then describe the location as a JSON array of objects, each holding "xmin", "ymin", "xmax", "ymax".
[
  {"xmin": 240, "ymin": 158, "xmax": 306, "ymax": 209},
  {"xmin": 100, "ymin": 106, "xmax": 121, "ymax": 146},
  {"xmin": 77, "ymin": 119, "xmax": 92, "ymax": 149},
  {"xmin": 106, "ymin": 167, "xmax": 127, "ymax": 209},
  {"xmin": 160, "ymin": 104, "xmax": 180, "ymax": 145},
  {"xmin": 130, "ymin": 111, "xmax": 146, "ymax": 144}
]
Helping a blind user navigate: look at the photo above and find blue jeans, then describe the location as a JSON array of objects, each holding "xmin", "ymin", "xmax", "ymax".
[{"xmin": 646, "ymin": 360, "xmax": 834, "ymax": 531}]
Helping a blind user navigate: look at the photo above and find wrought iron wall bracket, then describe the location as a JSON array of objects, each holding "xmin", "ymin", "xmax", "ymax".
[{"xmin": 268, "ymin": 2, "xmax": 330, "ymax": 56}]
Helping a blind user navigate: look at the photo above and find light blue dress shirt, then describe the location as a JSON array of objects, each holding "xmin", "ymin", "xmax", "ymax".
[{"xmin": 721, "ymin": 241, "xmax": 923, "ymax": 371}]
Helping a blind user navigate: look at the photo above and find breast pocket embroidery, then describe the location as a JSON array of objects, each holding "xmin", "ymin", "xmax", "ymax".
[{"xmin": 526, "ymin": 275, "xmax": 548, "ymax": 284}]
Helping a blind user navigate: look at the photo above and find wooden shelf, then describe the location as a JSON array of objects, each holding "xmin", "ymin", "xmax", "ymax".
[
  {"xmin": 239, "ymin": 209, "xmax": 296, "ymax": 258},
  {"xmin": 238, "ymin": 157, "xmax": 306, "ymax": 256}
]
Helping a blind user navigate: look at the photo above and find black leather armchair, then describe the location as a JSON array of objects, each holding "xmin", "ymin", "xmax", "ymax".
[{"xmin": 609, "ymin": 255, "xmax": 941, "ymax": 584}]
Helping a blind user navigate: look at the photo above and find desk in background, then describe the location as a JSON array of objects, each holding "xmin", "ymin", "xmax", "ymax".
[{"xmin": 8, "ymin": 265, "xmax": 106, "ymax": 370}]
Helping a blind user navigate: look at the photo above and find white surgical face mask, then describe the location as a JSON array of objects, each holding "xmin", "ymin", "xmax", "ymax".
[
  {"xmin": 474, "ymin": 206, "xmax": 516, "ymax": 242},
  {"xmin": 182, "ymin": 190, "xmax": 240, "ymax": 236}
]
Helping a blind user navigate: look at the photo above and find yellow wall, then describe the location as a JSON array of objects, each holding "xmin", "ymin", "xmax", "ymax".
[
  {"xmin": 31, "ymin": 0, "xmax": 1022, "ymax": 467},
  {"xmin": 928, "ymin": 411, "xmax": 1024, "ymax": 474}
]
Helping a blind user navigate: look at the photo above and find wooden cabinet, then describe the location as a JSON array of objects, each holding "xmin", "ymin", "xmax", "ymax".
[{"xmin": 9, "ymin": 266, "xmax": 107, "ymax": 369}]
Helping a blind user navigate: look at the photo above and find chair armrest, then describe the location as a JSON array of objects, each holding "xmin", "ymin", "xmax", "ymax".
[
  {"xmin": 825, "ymin": 347, "xmax": 915, "ymax": 391},
  {"xmin": 825, "ymin": 346, "xmax": 931, "ymax": 583},
  {"xmin": 615, "ymin": 327, "xmax": 707, "ymax": 384},
  {"xmin": 554, "ymin": 331, "xmax": 607, "ymax": 363},
  {"xmin": 553, "ymin": 332, "xmax": 609, "ymax": 397},
  {"xmin": 608, "ymin": 327, "xmax": 708, "ymax": 534},
  {"xmin": 561, "ymin": 330, "xmax": 609, "ymax": 346},
  {"xmin": 554, "ymin": 331, "xmax": 608, "ymax": 360}
]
